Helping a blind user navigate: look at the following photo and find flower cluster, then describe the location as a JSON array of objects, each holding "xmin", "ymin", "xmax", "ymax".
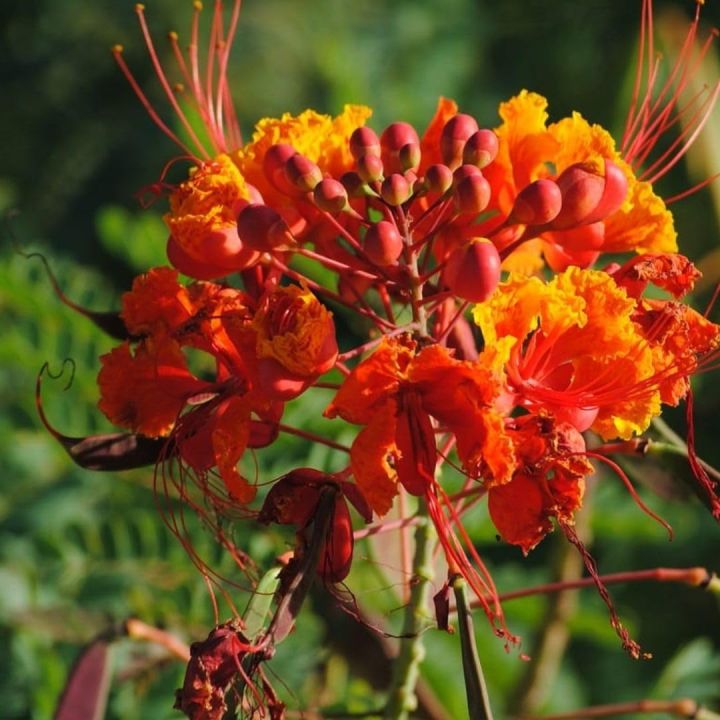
[{"xmin": 41, "ymin": 1, "xmax": 719, "ymax": 717}]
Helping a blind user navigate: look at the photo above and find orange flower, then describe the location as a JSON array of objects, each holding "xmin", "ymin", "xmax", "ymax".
[
  {"xmin": 488, "ymin": 417, "xmax": 593, "ymax": 554},
  {"xmin": 252, "ymin": 284, "xmax": 338, "ymax": 400},
  {"xmin": 98, "ymin": 334, "xmax": 209, "ymax": 438},
  {"xmin": 236, "ymin": 105, "xmax": 372, "ymax": 207},
  {"xmin": 472, "ymin": 264, "xmax": 720, "ymax": 441}
]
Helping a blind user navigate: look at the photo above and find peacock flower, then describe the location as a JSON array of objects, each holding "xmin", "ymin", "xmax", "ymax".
[
  {"xmin": 472, "ymin": 264, "xmax": 720, "ymax": 441},
  {"xmin": 252, "ymin": 284, "xmax": 338, "ymax": 400},
  {"xmin": 98, "ymin": 334, "xmax": 209, "ymax": 438},
  {"xmin": 164, "ymin": 154, "xmax": 262, "ymax": 279},
  {"xmin": 235, "ymin": 106, "xmax": 373, "ymax": 208},
  {"xmin": 487, "ymin": 416, "xmax": 593, "ymax": 554}
]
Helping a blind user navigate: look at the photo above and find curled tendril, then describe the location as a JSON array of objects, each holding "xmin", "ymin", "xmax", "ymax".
[{"xmin": 39, "ymin": 358, "xmax": 77, "ymax": 391}]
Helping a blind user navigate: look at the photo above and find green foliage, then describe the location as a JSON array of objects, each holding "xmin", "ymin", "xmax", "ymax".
[{"xmin": 3, "ymin": 0, "xmax": 720, "ymax": 718}]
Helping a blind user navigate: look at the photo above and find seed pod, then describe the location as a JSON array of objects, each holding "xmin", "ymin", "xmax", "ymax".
[
  {"xmin": 462, "ymin": 129, "xmax": 499, "ymax": 169},
  {"xmin": 364, "ymin": 221, "xmax": 404, "ymax": 265},
  {"xmin": 440, "ymin": 114, "xmax": 479, "ymax": 169},
  {"xmin": 313, "ymin": 178, "xmax": 349, "ymax": 213},
  {"xmin": 508, "ymin": 179, "xmax": 562, "ymax": 226},
  {"xmin": 444, "ymin": 238, "xmax": 501, "ymax": 303}
]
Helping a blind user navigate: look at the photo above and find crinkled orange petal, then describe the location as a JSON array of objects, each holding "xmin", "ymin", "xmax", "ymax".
[
  {"xmin": 325, "ymin": 337, "xmax": 414, "ymax": 424},
  {"xmin": 350, "ymin": 401, "xmax": 399, "ymax": 516},
  {"xmin": 419, "ymin": 96, "xmax": 458, "ymax": 174},
  {"xmin": 488, "ymin": 472, "xmax": 552, "ymax": 555},
  {"xmin": 121, "ymin": 266, "xmax": 195, "ymax": 336},
  {"xmin": 212, "ymin": 396, "xmax": 254, "ymax": 504},
  {"xmin": 98, "ymin": 336, "xmax": 207, "ymax": 437}
]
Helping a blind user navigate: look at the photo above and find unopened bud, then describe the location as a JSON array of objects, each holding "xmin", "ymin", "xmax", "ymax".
[
  {"xmin": 237, "ymin": 204, "xmax": 293, "ymax": 252},
  {"xmin": 452, "ymin": 164, "xmax": 483, "ymax": 187},
  {"xmin": 381, "ymin": 173, "xmax": 412, "ymax": 206},
  {"xmin": 340, "ymin": 171, "xmax": 366, "ymax": 198},
  {"xmin": 444, "ymin": 238, "xmax": 501, "ymax": 303},
  {"xmin": 454, "ymin": 173, "xmax": 491, "ymax": 214},
  {"xmin": 263, "ymin": 143, "xmax": 298, "ymax": 195},
  {"xmin": 424, "ymin": 163, "xmax": 454, "ymax": 194},
  {"xmin": 284, "ymin": 153, "xmax": 322, "ymax": 192},
  {"xmin": 462, "ymin": 129, "xmax": 499, "ymax": 169},
  {"xmin": 399, "ymin": 142, "xmax": 421, "ymax": 172},
  {"xmin": 380, "ymin": 122, "xmax": 420, "ymax": 175},
  {"xmin": 350, "ymin": 126, "xmax": 381, "ymax": 160},
  {"xmin": 357, "ymin": 153, "xmax": 384, "ymax": 183},
  {"xmin": 313, "ymin": 178, "xmax": 348, "ymax": 213},
  {"xmin": 550, "ymin": 159, "xmax": 628, "ymax": 230},
  {"xmin": 364, "ymin": 221, "xmax": 404, "ymax": 265},
  {"xmin": 508, "ymin": 179, "xmax": 562, "ymax": 226},
  {"xmin": 440, "ymin": 114, "xmax": 479, "ymax": 169}
]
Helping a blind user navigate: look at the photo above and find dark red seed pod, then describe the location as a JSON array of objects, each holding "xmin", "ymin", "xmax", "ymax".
[
  {"xmin": 508, "ymin": 178, "xmax": 562, "ymax": 226},
  {"xmin": 318, "ymin": 496, "xmax": 354, "ymax": 582},
  {"xmin": 364, "ymin": 220, "xmax": 404, "ymax": 265},
  {"xmin": 462, "ymin": 129, "xmax": 499, "ymax": 169},
  {"xmin": 350, "ymin": 126, "xmax": 381, "ymax": 160},
  {"xmin": 440, "ymin": 114, "xmax": 479, "ymax": 169},
  {"xmin": 380, "ymin": 122, "xmax": 420, "ymax": 174},
  {"xmin": 444, "ymin": 238, "xmax": 501, "ymax": 302},
  {"xmin": 263, "ymin": 143, "xmax": 298, "ymax": 194},
  {"xmin": 284, "ymin": 153, "xmax": 323, "ymax": 192},
  {"xmin": 236, "ymin": 203, "xmax": 293, "ymax": 251},
  {"xmin": 357, "ymin": 153, "xmax": 385, "ymax": 183},
  {"xmin": 313, "ymin": 178, "xmax": 349, "ymax": 213},
  {"xmin": 453, "ymin": 173, "xmax": 491, "ymax": 214},
  {"xmin": 424, "ymin": 163, "xmax": 454, "ymax": 194},
  {"xmin": 380, "ymin": 173, "xmax": 412, "ymax": 206}
]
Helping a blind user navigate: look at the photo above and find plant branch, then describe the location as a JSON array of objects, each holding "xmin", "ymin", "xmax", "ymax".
[
  {"xmin": 382, "ymin": 511, "xmax": 435, "ymax": 720},
  {"xmin": 517, "ymin": 698, "xmax": 720, "ymax": 720}
]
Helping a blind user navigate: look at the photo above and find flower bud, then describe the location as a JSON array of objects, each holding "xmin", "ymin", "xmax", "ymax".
[
  {"xmin": 424, "ymin": 163, "xmax": 453, "ymax": 194},
  {"xmin": 452, "ymin": 163, "xmax": 482, "ymax": 187},
  {"xmin": 550, "ymin": 159, "xmax": 628, "ymax": 230},
  {"xmin": 508, "ymin": 179, "xmax": 562, "ymax": 226},
  {"xmin": 380, "ymin": 173, "xmax": 412, "ymax": 206},
  {"xmin": 444, "ymin": 238, "xmax": 501, "ymax": 303},
  {"xmin": 284, "ymin": 153, "xmax": 323, "ymax": 192},
  {"xmin": 462, "ymin": 129, "xmax": 499, "ymax": 169},
  {"xmin": 357, "ymin": 153, "xmax": 385, "ymax": 183},
  {"xmin": 263, "ymin": 143, "xmax": 298, "ymax": 195},
  {"xmin": 313, "ymin": 178, "xmax": 349, "ymax": 213},
  {"xmin": 440, "ymin": 114, "xmax": 479, "ymax": 168},
  {"xmin": 340, "ymin": 171, "xmax": 367, "ymax": 197},
  {"xmin": 236, "ymin": 203, "xmax": 293, "ymax": 251},
  {"xmin": 398, "ymin": 142, "xmax": 421, "ymax": 172},
  {"xmin": 350, "ymin": 126, "xmax": 381, "ymax": 160},
  {"xmin": 380, "ymin": 122, "xmax": 420, "ymax": 174},
  {"xmin": 364, "ymin": 221, "xmax": 404, "ymax": 265},
  {"xmin": 453, "ymin": 173, "xmax": 491, "ymax": 214}
]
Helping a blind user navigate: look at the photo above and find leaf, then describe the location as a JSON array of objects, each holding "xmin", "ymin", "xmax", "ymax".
[
  {"xmin": 243, "ymin": 566, "xmax": 282, "ymax": 641},
  {"xmin": 55, "ymin": 640, "xmax": 111, "ymax": 720}
]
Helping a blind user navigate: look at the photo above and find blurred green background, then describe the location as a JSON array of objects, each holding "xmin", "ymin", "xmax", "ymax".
[{"xmin": 2, "ymin": 1, "xmax": 720, "ymax": 718}]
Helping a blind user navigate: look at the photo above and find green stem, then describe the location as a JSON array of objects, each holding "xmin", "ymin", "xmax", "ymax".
[
  {"xmin": 452, "ymin": 575, "xmax": 494, "ymax": 720},
  {"xmin": 383, "ymin": 511, "xmax": 435, "ymax": 720}
]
